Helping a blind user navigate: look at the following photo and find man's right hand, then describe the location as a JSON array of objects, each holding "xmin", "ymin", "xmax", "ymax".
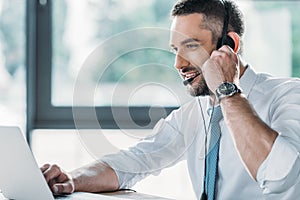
[
  {"xmin": 41, "ymin": 161, "xmax": 119, "ymax": 194},
  {"xmin": 41, "ymin": 164, "xmax": 75, "ymax": 195}
]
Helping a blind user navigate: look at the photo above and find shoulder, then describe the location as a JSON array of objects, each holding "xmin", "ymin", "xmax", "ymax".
[{"xmin": 252, "ymin": 72, "xmax": 300, "ymax": 96}]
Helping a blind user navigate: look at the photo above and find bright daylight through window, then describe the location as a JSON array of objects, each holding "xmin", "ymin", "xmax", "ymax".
[
  {"xmin": 51, "ymin": 0, "xmax": 300, "ymax": 109},
  {"xmin": 51, "ymin": 0, "xmax": 190, "ymax": 107},
  {"xmin": 0, "ymin": 1, "xmax": 25, "ymax": 129}
]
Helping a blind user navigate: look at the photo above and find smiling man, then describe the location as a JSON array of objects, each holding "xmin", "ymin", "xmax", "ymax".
[{"xmin": 42, "ymin": 0, "xmax": 300, "ymax": 199}]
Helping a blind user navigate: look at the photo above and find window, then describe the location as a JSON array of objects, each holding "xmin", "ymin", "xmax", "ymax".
[
  {"xmin": 0, "ymin": 0, "xmax": 25, "ymax": 130},
  {"xmin": 28, "ymin": 0, "xmax": 191, "ymax": 132},
  {"xmin": 52, "ymin": 0, "xmax": 189, "ymax": 107},
  {"xmin": 28, "ymin": 0, "xmax": 300, "ymax": 134},
  {"xmin": 240, "ymin": 1, "xmax": 295, "ymax": 77}
]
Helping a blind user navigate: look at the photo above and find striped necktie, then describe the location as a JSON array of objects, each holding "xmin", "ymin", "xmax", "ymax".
[{"xmin": 204, "ymin": 106, "xmax": 223, "ymax": 200}]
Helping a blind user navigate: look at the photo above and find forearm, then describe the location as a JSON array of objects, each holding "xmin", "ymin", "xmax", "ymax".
[
  {"xmin": 221, "ymin": 93, "xmax": 278, "ymax": 179},
  {"xmin": 70, "ymin": 161, "xmax": 119, "ymax": 193}
]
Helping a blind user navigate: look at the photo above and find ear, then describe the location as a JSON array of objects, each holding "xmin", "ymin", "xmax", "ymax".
[{"xmin": 227, "ymin": 32, "xmax": 240, "ymax": 53}]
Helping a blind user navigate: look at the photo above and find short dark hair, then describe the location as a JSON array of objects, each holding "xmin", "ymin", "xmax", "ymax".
[{"xmin": 171, "ymin": 0, "xmax": 244, "ymax": 46}]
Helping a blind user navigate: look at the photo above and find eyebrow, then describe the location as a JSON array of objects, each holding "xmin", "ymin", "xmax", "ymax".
[
  {"xmin": 169, "ymin": 38, "xmax": 201, "ymax": 48},
  {"xmin": 181, "ymin": 38, "xmax": 200, "ymax": 45}
]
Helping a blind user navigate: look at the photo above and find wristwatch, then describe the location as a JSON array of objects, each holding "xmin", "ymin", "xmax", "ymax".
[{"xmin": 215, "ymin": 82, "xmax": 242, "ymax": 102}]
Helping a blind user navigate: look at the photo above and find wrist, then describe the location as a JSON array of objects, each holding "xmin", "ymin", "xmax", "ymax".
[
  {"xmin": 69, "ymin": 179, "xmax": 75, "ymax": 193},
  {"xmin": 215, "ymin": 82, "xmax": 242, "ymax": 103},
  {"xmin": 69, "ymin": 171, "xmax": 81, "ymax": 192},
  {"xmin": 220, "ymin": 91, "xmax": 244, "ymax": 103}
]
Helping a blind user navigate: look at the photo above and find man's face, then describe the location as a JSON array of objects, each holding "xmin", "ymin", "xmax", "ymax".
[{"xmin": 169, "ymin": 13, "xmax": 216, "ymax": 96}]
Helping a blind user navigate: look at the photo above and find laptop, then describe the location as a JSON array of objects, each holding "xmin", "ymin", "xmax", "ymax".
[{"xmin": 0, "ymin": 127, "xmax": 133, "ymax": 200}]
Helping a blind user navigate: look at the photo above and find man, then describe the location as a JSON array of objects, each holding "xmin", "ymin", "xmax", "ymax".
[{"xmin": 42, "ymin": 0, "xmax": 300, "ymax": 199}]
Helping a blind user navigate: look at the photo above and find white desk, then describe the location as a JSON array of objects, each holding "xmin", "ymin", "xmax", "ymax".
[
  {"xmin": 102, "ymin": 190, "xmax": 173, "ymax": 199},
  {"xmin": 0, "ymin": 191, "xmax": 174, "ymax": 200}
]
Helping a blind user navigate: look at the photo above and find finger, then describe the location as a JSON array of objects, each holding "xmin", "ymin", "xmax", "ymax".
[
  {"xmin": 55, "ymin": 171, "xmax": 70, "ymax": 183},
  {"xmin": 211, "ymin": 49, "xmax": 232, "ymax": 60},
  {"xmin": 48, "ymin": 179, "xmax": 57, "ymax": 190},
  {"xmin": 211, "ymin": 49, "xmax": 238, "ymax": 67},
  {"xmin": 219, "ymin": 45, "xmax": 235, "ymax": 53},
  {"xmin": 218, "ymin": 46, "xmax": 238, "ymax": 60},
  {"xmin": 43, "ymin": 164, "xmax": 62, "ymax": 183},
  {"xmin": 214, "ymin": 44, "xmax": 236, "ymax": 55},
  {"xmin": 53, "ymin": 181, "xmax": 75, "ymax": 195},
  {"xmin": 40, "ymin": 164, "xmax": 50, "ymax": 173},
  {"xmin": 210, "ymin": 49, "xmax": 223, "ymax": 58}
]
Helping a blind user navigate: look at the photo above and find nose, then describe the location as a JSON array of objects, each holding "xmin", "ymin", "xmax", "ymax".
[{"xmin": 174, "ymin": 53, "xmax": 190, "ymax": 70}]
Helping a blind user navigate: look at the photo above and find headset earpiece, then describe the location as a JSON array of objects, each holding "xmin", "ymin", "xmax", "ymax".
[
  {"xmin": 217, "ymin": 33, "xmax": 237, "ymax": 52},
  {"xmin": 222, "ymin": 35, "xmax": 235, "ymax": 50},
  {"xmin": 225, "ymin": 32, "xmax": 240, "ymax": 53},
  {"xmin": 217, "ymin": 34, "xmax": 234, "ymax": 50}
]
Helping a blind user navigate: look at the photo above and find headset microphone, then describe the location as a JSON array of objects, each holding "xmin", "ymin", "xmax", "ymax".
[{"xmin": 183, "ymin": 77, "xmax": 194, "ymax": 86}]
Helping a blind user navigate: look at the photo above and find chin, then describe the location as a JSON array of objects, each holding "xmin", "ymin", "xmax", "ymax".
[
  {"xmin": 188, "ymin": 82, "xmax": 210, "ymax": 97},
  {"xmin": 188, "ymin": 78, "xmax": 210, "ymax": 97}
]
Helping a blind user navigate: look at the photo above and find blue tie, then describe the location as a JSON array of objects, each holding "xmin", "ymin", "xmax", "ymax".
[{"xmin": 205, "ymin": 106, "xmax": 223, "ymax": 200}]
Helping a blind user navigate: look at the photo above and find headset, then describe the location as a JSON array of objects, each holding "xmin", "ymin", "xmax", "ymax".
[{"xmin": 217, "ymin": 0, "xmax": 239, "ymax": 52}]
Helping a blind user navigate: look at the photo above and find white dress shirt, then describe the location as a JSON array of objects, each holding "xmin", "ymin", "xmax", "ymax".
[{"xmin": 102, "ymin": 66, "xmax": 300, "ymax": 200}]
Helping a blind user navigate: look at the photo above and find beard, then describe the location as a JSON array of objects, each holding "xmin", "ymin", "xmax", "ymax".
[{"xmin": 187, "ymin": 73, "xmax": 210, "ymax": 97}]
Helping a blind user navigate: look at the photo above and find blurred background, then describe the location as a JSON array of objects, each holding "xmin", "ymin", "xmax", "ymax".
[{"xmin": 0, "ymin": 0, "xmax": 299, "ymax": 199}]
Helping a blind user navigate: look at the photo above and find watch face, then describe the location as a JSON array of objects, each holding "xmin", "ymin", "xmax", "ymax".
[{"xmin": 219, "ymin": 82, "xmax": 235, "ymax": 95}]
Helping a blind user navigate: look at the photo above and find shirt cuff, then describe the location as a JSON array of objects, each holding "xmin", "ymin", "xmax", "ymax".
[
  {"xmin": 101, "ymin": 157, "xmax": 130, "ymax": 189},
  {"xmin": 257, "ymin": 135, "xmax": 300, "ymax": 194},
  {"xmin": 101, "ymin": 157, "xmax": 152, "ymax": 189}
]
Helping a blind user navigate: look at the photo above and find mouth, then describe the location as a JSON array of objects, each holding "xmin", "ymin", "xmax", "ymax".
[
  {"xmin": 183, "ymin": 71, "xmax": 200, "ymax": 82},
  {"xmin": 181, "ymin": 70, "xmax": 201, "ymax": 86},
  {"xmin": 181, "ymin": 66, "xmax": 201, "ymax": 81}
]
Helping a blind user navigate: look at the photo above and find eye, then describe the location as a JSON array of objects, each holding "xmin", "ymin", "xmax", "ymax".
[{"xmin": 185, "ymin": 43, "xmax": 199, "ymax": 50}]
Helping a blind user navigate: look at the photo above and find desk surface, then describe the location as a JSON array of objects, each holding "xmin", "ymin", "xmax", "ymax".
[
  {"xmin": 0, "ymin": 191, "xmax": 174, "ymax": 200},
  {"xmin": 102, "ymin": 190, "xmax": 173, "ymax": 200}
]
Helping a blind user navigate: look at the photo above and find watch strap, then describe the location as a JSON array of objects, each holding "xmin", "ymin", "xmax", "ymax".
[{"xmin": 215, "ymin": 82, "xmax": 242, "ymax": 102}]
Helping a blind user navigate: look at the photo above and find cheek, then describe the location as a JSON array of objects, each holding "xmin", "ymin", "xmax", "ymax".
[{"xmin": 187, "ymin": 49, "xmax": 210, "ymax": 68}]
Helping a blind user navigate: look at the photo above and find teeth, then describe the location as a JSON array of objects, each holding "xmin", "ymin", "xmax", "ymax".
[{"xmin": 184, "ymin": 72, "xmax": 200, "ymax": 80}]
